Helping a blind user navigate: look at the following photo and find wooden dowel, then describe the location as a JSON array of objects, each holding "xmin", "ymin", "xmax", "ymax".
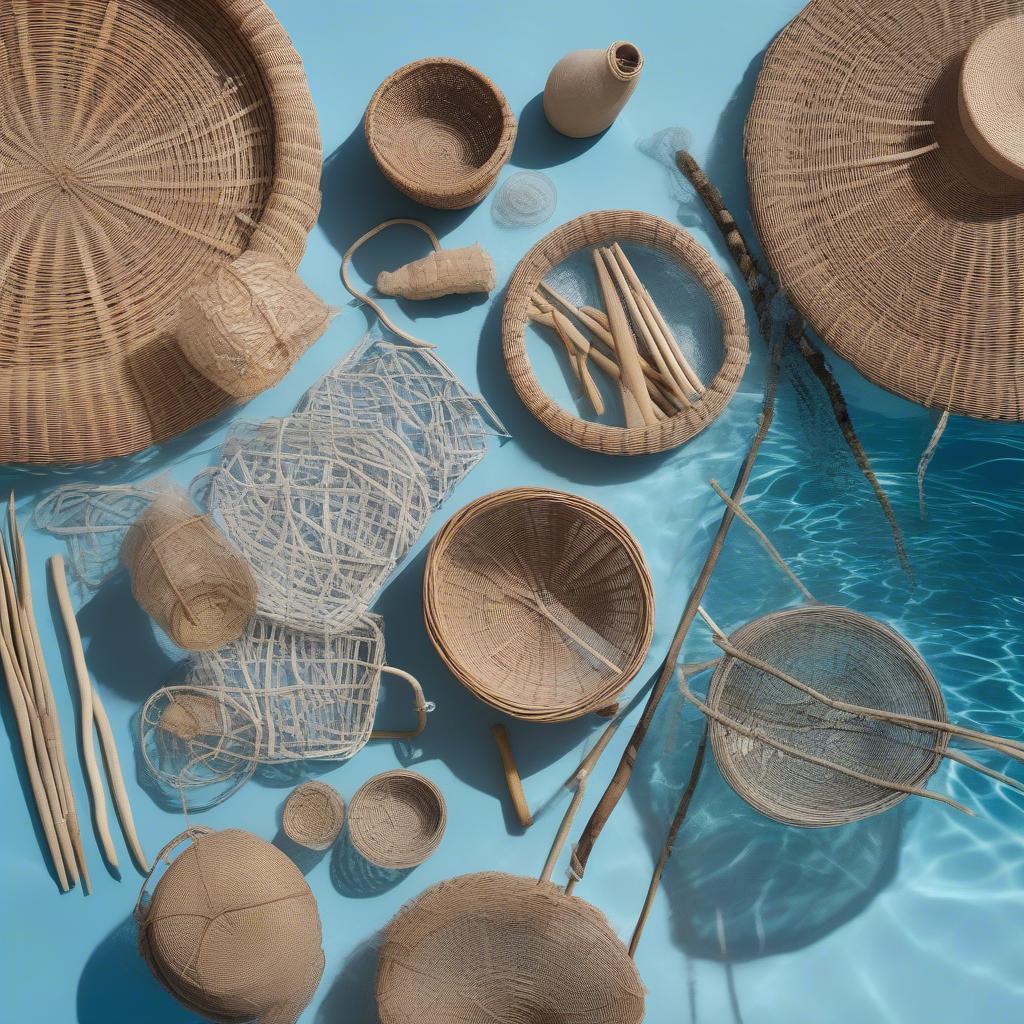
[
  {"xmin": 550, "ymin": 309, "xmax": 604, "ymax": 415},
  {"xmin": 491, "ymin": 724, "xmax": 533, "ymax": 828},
  {"xmin": 540, "ymin": 772, "xmax": 589, "ymax": 883},
  {"xmin": 537, "ymin": 282, "xmax": 616, "ymax": 348},
  {"xmin": 580, "ymin": 306, "xmax": 610, "ymax": 330}
]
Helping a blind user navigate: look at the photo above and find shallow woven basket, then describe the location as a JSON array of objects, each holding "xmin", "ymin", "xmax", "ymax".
[
  {"xmin": 365, "ymin": 57, "xmax": 517, "ymax": 210},
  {"xmin": 0, "ymin": 0, "xmax": 321, "ymax": 463},
  {"xmin": 348, "ymin": 771, "xmax": 447, "ymax": 870},
  {"xmin": 707, "ymin": 606, "xmax": 948, "ymax": 827},
  {"xmin": 376, "ymin": 871, "xmax": 645, "ymax": 1024},
  {"xmin": 424, "ymin": 487, "xmax": 654, "ymax": 722},
  {"xmin": 504, "ymin": 210, "xmax": 749, "ymax": 455},
  {"xmin": 283, "ymin": 781, "xmax": 346, "ymax": 851}
]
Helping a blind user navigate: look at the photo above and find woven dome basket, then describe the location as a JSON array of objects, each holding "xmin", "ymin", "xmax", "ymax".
[
  {"xmin": 283, "ymin": 781, "xmax": 345, "ymax": 851},
  {"xmin": 376, "ymin": 871, "xmax": 645, "ymax": 1024},
  {"xmin": 365, "ymin": 57, "xmax": 517, "ymax": 210},
  {"xmin": 745, "ymin": 1, "xmax": 1024, "ymax": 421},
  {"xmin": 0, "ymin": 0, "xmax": 321, "ymax": 463},
  {"xmin": 705, "ymin": 606, "xmax": 948, "ymax": 828},
  {"xmin": 504, "ymin": 210, "xmax": 748, "ymax": 455},
  {"xmin": 348, "ymin": 770, "xmax": 447, "ymax": 870},
  {"xmin": 423, "ymin": 488, "xmax": 654, "ymax": 722}
]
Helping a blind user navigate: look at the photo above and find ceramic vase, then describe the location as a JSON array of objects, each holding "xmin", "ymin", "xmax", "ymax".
[{"xmin": 543, "ymin": 41, "xmax": 644, "ymax": 139}]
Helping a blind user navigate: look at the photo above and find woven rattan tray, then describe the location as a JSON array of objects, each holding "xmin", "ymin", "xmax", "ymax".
[{"xmin": 0, "ymin": 0, "xmax": 321, "ymax": 463}]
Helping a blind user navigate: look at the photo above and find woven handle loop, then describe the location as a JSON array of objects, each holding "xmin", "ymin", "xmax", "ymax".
[
  {"xmin": 133, "ymin": 826, "xmax": 213, "ymax": 922},
  {"xmin": 371, "ymin": 665, "xmax": 429, "ymax": 740}
]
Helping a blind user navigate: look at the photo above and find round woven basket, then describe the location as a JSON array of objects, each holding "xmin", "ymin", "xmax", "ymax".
[
  {"xmin": 423, "ymin": 488, "xmax": 654, "ymax": 722},
  {"xmin": 504, "ymin": 209, "xmax": 749, "ymax": 455},
  {"xmin": 282, "ymin": 781, "xmax": 346, "ymax": 851},
  {"xmin": 376, "ymin": 872, "xmax": 645, "ymax": 1024},
  {"xmin": 0, "ymin": 0, "xmax": 321, "ymax": 463},
  {"xmin": 365, "ymin": 57, "xmax": 516, "ymax": 210},
  {"xmin": 348, "ymin": 771, "xmax": 447, "ymax": 870},
  {"xmin": 707, "ymin": 606, "xmax": 948, "ymax": 827}
]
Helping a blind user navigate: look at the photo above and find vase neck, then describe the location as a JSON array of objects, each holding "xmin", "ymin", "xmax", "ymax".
[{"xmin": 605, "ymin": 42, "xmax": 643, "ymax": 83}]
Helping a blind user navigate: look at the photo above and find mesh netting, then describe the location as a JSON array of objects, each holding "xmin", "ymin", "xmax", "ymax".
[{"xmin": 492, "ymin": 170, "xmax": 558, "ymax": 227}]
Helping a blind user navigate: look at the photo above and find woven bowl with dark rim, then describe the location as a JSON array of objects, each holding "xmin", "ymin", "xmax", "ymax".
[
  {"xmin": 364, "ymin": 57, "xmax": 516, "ymax": 210},
  {"xmin": 423, "ymin": 487, "xmax": 655, "ymax": 722}
]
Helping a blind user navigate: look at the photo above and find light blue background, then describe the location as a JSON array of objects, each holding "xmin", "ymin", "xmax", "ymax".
[{"xmin": 3, "ymin": 1, "xmax": 1023, "ymax": 1022}]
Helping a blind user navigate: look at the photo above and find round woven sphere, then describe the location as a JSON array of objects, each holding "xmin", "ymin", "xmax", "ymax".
[
  {"xmin": 137, "ymin": 828, "xmax": 325, "ymax": 1024},
  {"xmin": 707, "ymin": 606, "xmax": 948, "ymax": 828},
  {"xmin": 365, "ymin": 57, "xmax": 517, "ymax": 210},
  {"xmin": 376, "ymin": 872, "xmax": 645, "ymax": 1024},
  {"xmin": 423, "ymin": 488, "xmax": 654, "ymax": 722},
  {"xmin": 283, "ymin": 781, "xmax": 345, "ymax": 851},
  {"xmin": 348, "ymin": 771, "xmax": 447, "ymax": 870},
  {"xmin": 503, "ymin": 210, "xmax": 749, "ymax": 455},
  {"xmin": 0, "ymin": 0, "xmax": 321, "ymax": 463},
  {"xmin": 746, "ymin": 0, "xmax": 1024, "ymax": 421}
]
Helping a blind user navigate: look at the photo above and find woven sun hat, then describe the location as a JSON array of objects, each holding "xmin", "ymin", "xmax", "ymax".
[
  {"xmin": 0, "ymin": 0, "xmax": 321, "ymax": 463},
  {"xmin": 746, "ymin": 2, "xmax": 1024, "ymax": 421},
  {"xmin": 348, "ymin": 770, "xmax": 447, "ymax": 870},
  {"xmin": 283, "ymin": 781, "xmax": 346, "ymax": 851},
  {"xmin": 364, "ymin": 57, "xmax": 517, "ymax": 210},
  {"xmin": 376, "ymin": 872, "xmax": 645, "ymax": 1024},
  {"xmin": 423, "ymin": 487, "xmax": 655, "ymax": 722}
]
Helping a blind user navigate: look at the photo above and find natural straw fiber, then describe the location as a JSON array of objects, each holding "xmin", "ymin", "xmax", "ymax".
[
  {"xmin": 121, "ymin": 492, "xmax": 256, "ymax": 651},
  {"xmin": 365, "ymin": 58, "xmax": 517, "ymax": 209},
  {"xmin": 376, "ymin": 244, "xmax": 496, "ymax": 300},
  {"xmin": 136, "ymin": 828, "xmax": 324, "ymax": 1024},
  {"xmin": 376, "ymin": 871, "xmax": 645, "ymax": 1024},
  {"xmin": 745, "ymin": 1, "xmax": 1024, "ymax": 421},
  {"xmin": 0, "ymin": 0, "xmax": 321, "ymax": 463},
  {"xmin": 283, "ymin": 781, "xmax": 345, "ymax": 851},
  {"xmin": 424, "ymin": 488, "xmax": 654, "ymax": 722},
  {"xmin": 348, "ymin": 770, "xmax": 447, "ymax": 869},
  {"xmin": 504, "ymin": 210, "xmax": 749, "ymax": 454}
]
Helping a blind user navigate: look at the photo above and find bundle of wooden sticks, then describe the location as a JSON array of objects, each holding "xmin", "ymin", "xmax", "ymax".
[{"xmin": 529, "ymin": 243, "xmax": 705, "ymax": 425}]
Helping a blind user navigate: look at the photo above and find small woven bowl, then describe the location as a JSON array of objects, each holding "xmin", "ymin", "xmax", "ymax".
[
  {"xmin": 283, "ymin": 781, "xmax": 346, "ymax": 851},
  {"xmin": 348, "ymin": 771, "xmax": 447, "ymax": 869},
  {"xmin": 365, "ymin": 57, "xmax": 517, "ymax": 210}
]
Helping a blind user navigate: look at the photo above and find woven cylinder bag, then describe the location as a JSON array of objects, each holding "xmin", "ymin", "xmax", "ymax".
[
  {"xmin": 423, "ymin": 488, "xmax": 654, "ymax": 722},
  {"xmin": 705, "ymin": 606, "xmax": 948, "ymax": 827},
  {"xmin": 283, "ymin": 781, "xmax": 345, "ymax": 851},
  {"xmin": 746, "ymin": 2, "xmax": 1024, "ymax": 420},
  {"xmin": 136, "ymin": 828, "xmax": 325, "ymax": 1024},
  {"xmin": 0, "ymin": 0, "xmax": 321, "ymax": 462},
  {"xmin": 376, "ymin": 872, "xmax": 645, "ymax": 1024}
]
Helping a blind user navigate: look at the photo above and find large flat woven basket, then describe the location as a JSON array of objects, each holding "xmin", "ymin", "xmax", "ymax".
[{"xmin": 0, "ymin": 0, "xmax": 322, "ymax": 463}]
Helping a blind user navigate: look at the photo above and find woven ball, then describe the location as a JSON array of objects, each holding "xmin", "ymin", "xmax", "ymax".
[
  {"xmin": 365, "ymin": 58, "xmax": 517, "ymax": 210},
  {"xmin": 137, "ymin": 828, "xmax": 324, "ymax": 1024},
  {"xmin": 283, "ymin": 781, "xmax": 345, "ymax": 851},
  {"xmin": 348, "ymin": 771, "xmax": 446, "ymax": 870},
  {"xmin": 376, "ymin": 872, "xmax": 645, "ymax": 1024}
]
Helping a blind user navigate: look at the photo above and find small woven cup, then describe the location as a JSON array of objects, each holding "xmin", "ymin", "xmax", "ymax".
[
  {"xmin": 282, "ymin": 781, "xmax": 346, "ymax": 851},
  {"xmin": 348, "ymin": 771, "xmax": 447, "ymax": 869}
]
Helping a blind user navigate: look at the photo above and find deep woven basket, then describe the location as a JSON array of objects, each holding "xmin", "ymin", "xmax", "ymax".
[
  {"xmin": 707, "ymin": 606, "xmax": 948, "ymax": 827},
  {"xmin": 365, "ymin": 57, "xmax": 516, "ymax": 210},
  {"xmin": 423, "ymin": 487, "xmax": 654, "ymax": 722},
  {"xmin": 0, "ymin": 0, "xmax": 321, "ymax": 463},
  {"xmin": 504, "ymin": 209, "xmax": 749, "ymax": 455},
  {"xmin": 283, "ymin": 781, "xmax": 346, "ymax": 851},
  {"xmin": 348, "ymin": 771, "xmax": 447, "ymax": 870}
]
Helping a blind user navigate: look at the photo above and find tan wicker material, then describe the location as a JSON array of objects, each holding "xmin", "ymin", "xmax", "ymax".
[
  {"xmin": 423, "ymin": 488, "xmax": 654, "ymax": 722},
  {"xmin": 365, "ymin": 58, "xmax": 517, "ymax": 210},
  {"xmin": 283, "ymin": 781, "xmax": 345, "ymax": 851},
  {"xmin": 504, "ymin": 210, "xmax": 749, "ymax": 454},
  {"xmin": 376, "ymin": 244, "xmax": 497, "ymax": 300},
  {"xmin": 175, "ymin": 251, "xmax": 330, "ymax": 400},
  {"xmin": 0, "ymin": 1, "xmax": 321, "ymax": 464},
  {"xmin": 745, "ymin": 1, "xmax": 1024, "ymax": 421},
  {"xmin": 120, "ymin": 491, "xmax": 256, "ymax": 651},
  {"xmin": 376, "ymin": 871, "xmax": 645, "ymax": 1024},
  {"xmin": 348, "ymin": 770, "xmax": 447, "ymax": 870},
  {"xmin": 705, "ymin": 606, "xmax": 948, "ymax": 827},
  {"xmin": 136, "ymin": 828, "xmax": 324, "ymax": 1024}
]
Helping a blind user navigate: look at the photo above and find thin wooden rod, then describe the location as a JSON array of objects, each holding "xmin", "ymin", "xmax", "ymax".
[{"xmin": 491, "ymin": 724, "xmax": 533, "ymax": 828}]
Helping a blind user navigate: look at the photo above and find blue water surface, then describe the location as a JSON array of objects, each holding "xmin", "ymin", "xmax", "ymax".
[{"xmin": 3, "ymin": 1, "xmax": 1023, "ymax": 1022}]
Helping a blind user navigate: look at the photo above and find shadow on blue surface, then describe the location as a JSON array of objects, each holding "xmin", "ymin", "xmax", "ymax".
[
  {"xmin": 315, "ymin": 938, "xmax": 380, "ymax": 1024},
  {"xmin": 509, "ymin": 92, "xmax": 603, "ymax": 169},
  {"xmin": 330, "ymin": 830, "xmax": 411, "ymax": 898}
]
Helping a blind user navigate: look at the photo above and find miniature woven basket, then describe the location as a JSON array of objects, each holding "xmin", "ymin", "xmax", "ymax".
[
  {"xmin": 423, "ymin": 488, "xmax": 655, "ymax": 722},
  {"xmin": 365, "ymin": 57, "xmax": 516, "ymax": 210},
  {"xmin": 504, "ymin": 210, "xmax": 748, "ymax": 455},
  {"xmin": 283, "ymin": 781, "xmax": 345, "ymax": 851},
  {"xmin": 0, "ymin": 0, "xmax": 321, "ymax": 463},
  {"xmin": 348, "ymin": 770, "xmax": 447, "ymax": 870}
]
